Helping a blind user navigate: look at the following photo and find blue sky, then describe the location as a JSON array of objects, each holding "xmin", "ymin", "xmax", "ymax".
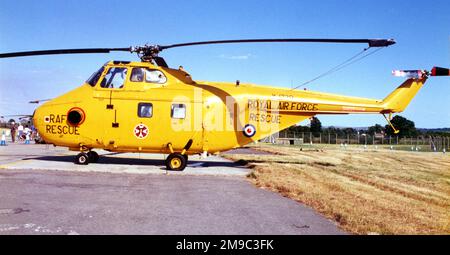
[{"xmin": 0, "ymin": 0, "xmax": 449, "ymax": 128}]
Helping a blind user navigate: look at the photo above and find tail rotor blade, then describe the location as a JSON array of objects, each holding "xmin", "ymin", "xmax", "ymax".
[
  {"xmin": 392, "ymin": 70, "xmax": 425, "ymax": 79},
  {"xmin": 431, "ymin": 66, "xmax": 450, "ymax": 76},
  {"xmin": 392, "ymin": 67, "xmax": 450, "ymax": 78}
]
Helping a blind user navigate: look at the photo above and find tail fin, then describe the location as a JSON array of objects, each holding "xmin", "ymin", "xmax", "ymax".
[{"xmin": 381, "ymin": 77, "xmax": 427, "ymax": 113}]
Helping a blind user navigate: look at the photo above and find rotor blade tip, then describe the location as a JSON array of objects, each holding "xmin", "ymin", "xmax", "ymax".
[
  {"xmin": 431, "ymin": 66, "xmax": 450, "ymax": 76},
  {"xmin": 368, "ymin": 39, "xmax": 396, "ymax": 47}
]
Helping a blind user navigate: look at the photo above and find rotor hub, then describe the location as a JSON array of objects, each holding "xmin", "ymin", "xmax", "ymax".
[{"xmin": 130, "ymin": 45, "xmax": 162, "ymax": 62}]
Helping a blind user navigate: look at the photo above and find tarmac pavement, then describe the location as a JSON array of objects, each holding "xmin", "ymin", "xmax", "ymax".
[{"xmin": 0, "ymin": 143, "xmax": 345, "ymax": 235}]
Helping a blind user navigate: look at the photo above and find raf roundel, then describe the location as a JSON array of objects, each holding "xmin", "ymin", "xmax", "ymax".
[
  {"xmin": 243, "ymin": 124, "xmax": 256, "ymax": 138},
  {"xmin": 133, "ymin": 123, "xmax": 149, "ymax": 139}
]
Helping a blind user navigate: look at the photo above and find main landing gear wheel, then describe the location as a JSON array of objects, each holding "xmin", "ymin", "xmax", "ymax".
[
  {"xmin": 87, "ymin": 151, "xmax": 99, "ymax": 163},
  {"xmin": 75, "ymin": 152, "xmax": 89, "ymax": 165},
  {"xmin": 165, "ymin": 153, "xmax": 187, "ymax": 171}
]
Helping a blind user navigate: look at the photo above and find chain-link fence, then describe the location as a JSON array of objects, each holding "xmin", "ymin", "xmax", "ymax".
[{"xmin": 269, "ymin": 131, "xmax": 450, "ymax": 152}]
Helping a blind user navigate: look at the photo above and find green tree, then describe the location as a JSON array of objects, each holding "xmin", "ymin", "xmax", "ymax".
[
  {"xmin": 310, "ymin": 117, "xmax": 322, "ymax": 134},
  {"xmin": 287, "ymin": 125, "xmax": 309, "ymax": 133},
  {"xmin": 385, "ymin": 115, "xmax": 418, "ymax": 138},
  {"xmin": 368, "ymin": 124, "xmax": 384, "ymax": 135},
  {"xmin": 323, "ymin": 126, "xmax": 338, "ymax": 133},
  {"xmin": 343, "ymin": 127, "xmax": 356, "ymax": 134}
]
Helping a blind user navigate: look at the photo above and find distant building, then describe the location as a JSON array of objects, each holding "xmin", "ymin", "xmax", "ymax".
[{"xmin": 374, "ymin": 132, "xmax": 385, "ymax": 139}]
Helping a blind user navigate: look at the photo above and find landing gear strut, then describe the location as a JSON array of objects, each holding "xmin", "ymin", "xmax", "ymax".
[{"xmin": 165, "ymin": 140, "xmax": 192, "ymax": 171}]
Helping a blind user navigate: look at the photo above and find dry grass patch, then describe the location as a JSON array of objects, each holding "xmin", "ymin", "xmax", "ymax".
[{"xmin": 223, "ymin": 145, "xmax": 450, "ymax": 234}]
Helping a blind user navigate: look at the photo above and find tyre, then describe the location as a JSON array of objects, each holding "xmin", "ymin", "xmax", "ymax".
[
  {"xmin": 75, "ymin": 152, "xmax": 89, "ymax": 165},
  {"xmin": 87, "ymin": 151, "xmax": 99, "ymax": 163},
  {"xmin": 165, "ymin": 153, "xmax": 187, "ymax": 171}
]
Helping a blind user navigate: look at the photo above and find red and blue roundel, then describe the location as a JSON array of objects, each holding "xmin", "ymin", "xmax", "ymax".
[{"xmin": 243, "ymin": 124, "xmax": 256, "ymax": 138}]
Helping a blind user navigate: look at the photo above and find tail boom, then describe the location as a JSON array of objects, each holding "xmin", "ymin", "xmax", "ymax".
[{"xmin": 381, "ymin": 77, "xmax": 427, "ymax": 113}]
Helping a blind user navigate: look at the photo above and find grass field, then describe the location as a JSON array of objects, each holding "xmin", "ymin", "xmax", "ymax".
[{"xmin": 222, "ymin": 144, "xmax": 450, "ymax": 234}]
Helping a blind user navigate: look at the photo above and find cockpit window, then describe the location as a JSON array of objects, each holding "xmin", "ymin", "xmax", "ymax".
[
  {"xmin": 100, "ymin": 67, "xmax": 127, "ymax": 89},
  {"xmin": 130, "ymin": 68, "xmax": 167, "ymax": 84},
  {"xmin": 86, "ymin": 66, "xmax": 104, "ymax": 87},
  {"xmin": 130, "ymin": 68, "xmax": 144, "ymax": 82},
  {"xmin": 145, "ymin": 69, "xmax": 167, "ymax": 84}
]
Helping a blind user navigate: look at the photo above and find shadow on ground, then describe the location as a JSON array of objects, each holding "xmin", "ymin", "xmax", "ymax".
[{"xmin": 22, "ymin": 154, "xmax": 241, "ymax": 169}]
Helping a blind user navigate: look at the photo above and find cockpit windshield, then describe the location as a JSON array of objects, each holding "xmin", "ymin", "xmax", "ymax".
[
  {"xmin": 86, "ymin": 66, "xmax": 105, "ymax": 87},
  {"xmin": 100, "ymin": 67, "xmax": 128, "ymax": 89}
]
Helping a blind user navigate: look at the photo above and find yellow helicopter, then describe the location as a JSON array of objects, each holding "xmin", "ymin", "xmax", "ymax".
[{"xmin": 1, "ymin": 39, "xmax": 448, "ymax": 170}]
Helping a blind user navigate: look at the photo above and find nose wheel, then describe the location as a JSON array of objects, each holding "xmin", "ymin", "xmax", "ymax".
[
  {"xmin": 74, "ymin": 151, "xmax": 99, "ymax": 165},
  {"xmin": 165, "ymin": 153, "xmax": 187, "ymax": 171},
  {"xmin": 75, "ymin": 152, "xmax": 89, "ymax": 165}
]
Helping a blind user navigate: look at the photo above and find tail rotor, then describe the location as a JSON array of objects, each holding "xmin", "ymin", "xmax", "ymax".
[{"xmin": 392, "ymin": 66, "xmax": 450, "ymax": 78}]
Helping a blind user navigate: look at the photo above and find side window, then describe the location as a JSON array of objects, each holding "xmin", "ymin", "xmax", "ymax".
[
  {"xmin": 145, "ymin": 69, "xmax": 167, "ymax": 84},
  {"xmin": 171, "ymin": 104, "xmax": 186, "ymax": 119},
  {"xmin": 100, "ymin": 67, "xmax": 127, "ymax": 89},
  {"xmin": 138, "ymin": 103, "xmax": 153, "ymax": 118},
  {"xmin": 86, "ymin": 66, "xmax": 105, "ymax": 87},
  {"xmin": 130, "ymin": 68, "xmax": 144, "ymax": 82}
]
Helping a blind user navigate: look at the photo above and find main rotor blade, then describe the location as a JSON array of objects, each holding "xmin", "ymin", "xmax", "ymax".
[
  {"xmin": 1, "ymin": 114, "xmax": 33, "ymax": 118},
  {"xmin": 159, "ymin": 38, "xmax": 396, "ymax": 50},
  {"xmin": 29, "ymin": 98, "xmax": 52, "ymax": 104},
  {"xmin": 0, "ymin": 48, "xmax": 130, "ymax": 58}
]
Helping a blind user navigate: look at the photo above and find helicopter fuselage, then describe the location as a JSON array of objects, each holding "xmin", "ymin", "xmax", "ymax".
[{"xmin": 32, "ymin": 60, "xmax": 427, "ymax": 156}]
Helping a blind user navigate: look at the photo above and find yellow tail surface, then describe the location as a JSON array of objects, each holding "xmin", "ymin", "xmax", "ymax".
[{"xmin": 381, "ymin": 77, "xmax": 427, "ymax": 113}]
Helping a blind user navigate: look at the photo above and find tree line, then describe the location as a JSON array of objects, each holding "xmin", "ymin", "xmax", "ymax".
[{"xmin": 287, "ymin": 115, "xmax": 450, "ymax": 138}]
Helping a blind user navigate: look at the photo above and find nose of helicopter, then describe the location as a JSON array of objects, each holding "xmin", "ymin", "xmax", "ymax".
[
  {"xmin": 32, "ymin": 102, "xmax": 85, "ymax": 146},
  {"xmin": 32, "ymin": 104, "xmax": 48, "ymax": 140}
]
